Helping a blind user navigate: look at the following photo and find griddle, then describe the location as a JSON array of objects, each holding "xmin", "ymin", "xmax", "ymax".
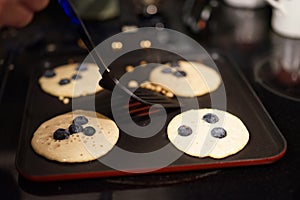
[{"xmin": 15, "ymin": 49, "xmax": 286, "ymax": 181}]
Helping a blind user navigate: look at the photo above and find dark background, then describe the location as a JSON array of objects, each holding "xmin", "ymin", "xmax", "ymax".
[{"xmin": 0, "ymin": 0, "xmax": 299, "ymax": 199}]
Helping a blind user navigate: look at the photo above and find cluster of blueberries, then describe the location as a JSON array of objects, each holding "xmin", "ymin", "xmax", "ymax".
[
  {"xmin": 53, "ymin": 115, "xmax": 96, "ymax": 140},
  {"xmin": 43, "ymin": 64, "xmax": 88, "ymax": 86},
  {"xmin": 161, "ymin": 67, "xmax": 187, "ymax": 78},
  {"xmin": 177, "ymin": 113, "xmax": 227, "ymax": 139}
]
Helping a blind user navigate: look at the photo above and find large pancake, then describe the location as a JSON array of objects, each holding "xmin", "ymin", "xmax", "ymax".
[
  {"xmin": 31, "ymin": 110, "xmax": 119, "ymax": 163},
  {"xmin": 167, "ymin": 109, "xmax": 249, "ymax": 159}
]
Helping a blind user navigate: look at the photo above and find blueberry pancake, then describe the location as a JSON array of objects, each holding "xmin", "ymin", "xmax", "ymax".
[
  {"xmin": 149, "ymin": 61, "xmax": 221, "ymax": 97},
  {"xmin": 39, "ymin": 63, "xmax": 103, "ymax": 100},
  {"xmin": 31, "ymin": 110, "xmax": 119, "ymax": 163},
  {"xmin": 167, "ymin": 109, "xmax": 249, "ymax": 159}
]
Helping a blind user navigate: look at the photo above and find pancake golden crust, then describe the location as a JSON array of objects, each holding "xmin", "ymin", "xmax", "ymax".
[{"xmin": 31, "ymin": 110, "xmax": 119, "ymax": 163}]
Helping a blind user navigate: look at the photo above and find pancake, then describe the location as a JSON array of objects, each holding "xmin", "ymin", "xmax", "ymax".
[
  {"xmin": 39, "ymin": 63, "xmax": 103, "ymax": 101},
  {"xmin": 149, "ymin": 61, "xmax": 221, "ymax": 97},
  {"xmin": 31, "ymin": 110, "xmax": 119, "ymax": 163},
  {"xmin": 167, "ymin": 109, "xmax": 249, "ymax": 159}
]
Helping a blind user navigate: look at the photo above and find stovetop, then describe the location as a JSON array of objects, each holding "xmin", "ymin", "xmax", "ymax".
[{"xmin": 0, "ymin": 0, "xmax": 299, "ymax": 199}]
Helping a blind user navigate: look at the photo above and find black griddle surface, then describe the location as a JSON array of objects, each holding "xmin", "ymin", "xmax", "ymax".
[{"xmin": 15, "ymin": 49, "xmax": 286, "ymax": 181}]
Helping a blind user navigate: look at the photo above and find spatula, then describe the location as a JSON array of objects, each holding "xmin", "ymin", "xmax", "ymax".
[{"xmin": 57, "ymin": 0, "xmax": 180, "ymax": 108}]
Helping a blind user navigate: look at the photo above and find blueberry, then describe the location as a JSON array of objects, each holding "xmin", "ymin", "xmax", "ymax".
[
  {"xmin": 59, "ymin": 78, "xmax": 70, "ymax": 85},
  {"xmin": 83, "ymin": 126, "xmax": 96, "ymax": 136},
  {"xmin": 71, "ymin": 74, "xmax": 82, "ymax": 80},
  {"xmin": 211, "ymin": 127, "xmax": 226, "ymax": 139},
  {"xmin": 73, "ymin": 116, "xmax": 88, "ymax": 125},
  {"xmin": 76, "ymin": 64, "xmax": 88, "ymax": 71},
  {"xmin": 68, "ymin": 123, "xmax": 83, "ymax": 134},
  {"xmin": 53, "ymin": 128, "xmax": 70, "ymax": 140},
  {"xmin": 202, "ymin": 113, "xmax": 219, "ymax": 124},
  {"xmin": 173, "ymin": 70, "xmax": 187, "ymax": 77},
  {"xmin": 43, "ymin": 70, "xmax": 56, "ymax": 78},
  {"xmin": 177, "ymin": 125, "xmax": 193, "ymax": 136},
  {"xmin": 161, "ymin": 67, "xmax": 173, "ymax": 74}
]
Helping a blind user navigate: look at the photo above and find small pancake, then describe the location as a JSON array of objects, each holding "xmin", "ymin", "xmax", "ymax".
[
  {"xmin": 39, "ymin": 63, "xmax": 103, "ymax": 99},
  {"xmin": 167, "ymin": 109, "xmax": 249, "ymax": 159},
  {"xmin": 149, "ymin": 61, "xmax": 221, "ymax": 97},
  {"xmin": 31, "ymin": 110, "xmax": 119, "ymax": 163}
]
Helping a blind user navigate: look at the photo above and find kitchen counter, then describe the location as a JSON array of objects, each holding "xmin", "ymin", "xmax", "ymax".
[{"xmin": 0, "ymin": 1, "xmax": 299, "ymax": 199}]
